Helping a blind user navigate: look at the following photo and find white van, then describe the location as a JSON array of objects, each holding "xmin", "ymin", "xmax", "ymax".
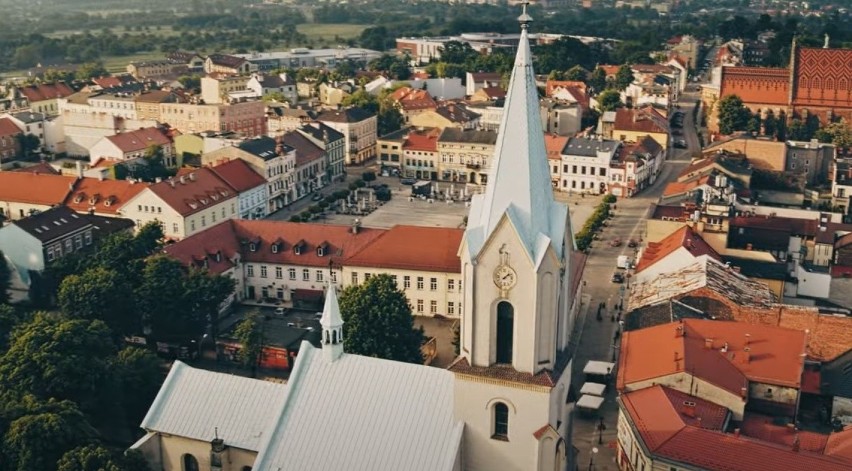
[{"xmin": 616, "ymin": 255, "xmax": 632, "ymax": 269}]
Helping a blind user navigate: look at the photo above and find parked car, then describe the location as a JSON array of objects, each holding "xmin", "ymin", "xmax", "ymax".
[
  {"xmin": 610, "ymin": 238, "xmax": 622, "ymax": 247},
  {"xmin": 611, "ymin": 273, "xmax": 624, "ymax": 283},
  {"xmin": 628, "ymin": 239, "xmax": 638, "ymax": 248},
  {"xmin": 274, "ymin": 307, "xmax": 288, "ymax": 317},
  {"xmin": 311, "ymin": 193, "xmax": 323, "ymax": 201},
  {"xmin": 674, "ymin": 139, "xmax": 687, "ymax": 148},
  {"xmin": 400, "ymin": 178, "xmax": 416, "ymax": 185}
]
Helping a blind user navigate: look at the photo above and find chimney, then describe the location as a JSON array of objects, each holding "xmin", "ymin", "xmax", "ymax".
[
  {"xmin": 745, "ymin": 333, "xmax": 751, "ymax": 346},
  {"xmin": 734, "ymin": 428, "xmax": 741, "ymax": 437},
  {"xmin": 742, "ymin": 347, "xmax": 751, "ymax": 364},
  {"xmin": 351, "ymin": 218, "xmax": 361, "ymax": 234},
  {"xmin": 704, "ymin": 338, "xmax": 713, "ymax": 349},
  {"xmin": 189, "ymin": 172, "xmax": 196, "ymax": 181},
  {"xmin": 75, "ymin": 160, "xmax": 83, "ymax": 178},
  {"xmin": 721, "ymin": 342, "xmax": 729, "ymax": 353},
  {"xmin": 179, "ymin": 175, "xmax": 186, "ymax": 184},
  {"xmin": 740, "ymin": 386, "xmax": 748, "ymax": 398},
  {"xmin": 682, "ymin": 401, "xmax": 696, "ymax": 418},
  {"xmin": 676, "ymin": 325, "xmax": 684, "ymax": 337}
]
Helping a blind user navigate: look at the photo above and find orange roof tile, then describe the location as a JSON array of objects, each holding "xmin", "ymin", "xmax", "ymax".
[
  {"xmin": 106, "ymin": 127, "xmax": 171, "ymax": 154},
  {"xmin": 663, "ymin": 175, "xmax": 710, "ymax": 197},
  {"xmin": 544, "ymin": 134, "xmax": 569, "ymax": 161},
  {"xmin": 17, "ymin": 82, "xmax": 74, "ymax": 102},
  {"xmin": 208, "ymin": 158, "xmax": 265, "ymax": 193},
  {"xmin": 0, "ymin": 117, "xmax": 21, "ymax": 137},
  {"xmin": 64, "ymin": 177, "xmax": 149, "ymax": 215},
  {"xmin": 825, "ymin": 426, "xmax": 852, "ymax": 462},
  {"xmin": 613, "ymin": 107, "xmax": 669, "ymax": 135},
  {"xmin": 0, "ymin": 172, "xmax": 77, "ymax": 205},
  {"xmin": 10, "ymin": 162, "xmax": 60, "ymax": 175},
  {"xmin": 635, "ymin": 226, "xmax": 721, "ymax": 273},
  {"xmin": 741, "ymin": 413, "xmax": 828, "ymax": 453},
  {"xmin": 618, "ymin": 319, "xmax": 807, "ymax": 393},
  {"xmin": 344, "ymin": 225, "xmax": 463, "ymax": 273},
  {"xmin": 404, "ymin": 128, "xmax": 440, "ymax": 153},
  {"xmin": 145, "ymin": 167, "xmax": 236, "ymax": 217}
]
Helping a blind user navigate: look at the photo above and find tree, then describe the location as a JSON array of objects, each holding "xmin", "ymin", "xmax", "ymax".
[
  {"xmin": 588, "ymin": 67, "xmax": 607, "ymax": 93},
  {"xmin": 338, "ymin": 274, "xmax": 425, "ymax": 364},
  {"xmin": 0, "ymin": 314, "xmax": 116, "ymax": 415},
  {"xmin": 3, "ymin": 403, "xmax": 98, "ymax": 471},
  {"xmin": 763, "ymin": 110, "xmax": 778, "ymax": 138},
  {"xmin": 136, "ymin": 256, "xmax": 191, "ymax": 340},
  {"xmin": 815, "ymin": 120, "xmax": 852, "ymax": 148},
  {"xmin": 57, "ymin": 444, "xmax": 151, "ymax": 471},
  {"xmin": 233, "ymin": 314, "xmax": 263, "ymax": 377},
  {"xmin": 716, "ymin": 95, "xmax": 751, "ymax": 135},
  {"xmin": 0, "ymin": 250, "xmax": 10, "ymax": 305},
  {"xmin": 133, "ymin": 221, "xmax": 164, "ymax": 257},
  {"xmin": 15, "ymin": 134, "xmax": 40, "ymax": 160},
  {"xmin": 111, "ymin": 347, "xmax": 162, "ymax": 426},
  {"xmin": 597, "ymin": 89, "xmax": 622, "ymax": 112},
  {"xmin": 361, "ymin": 171, "xmax": 376, "ymax": 186},
  {"xmin": 75, "ymin": 62, "xmax": 109, "ymax": 81},
  {"xmin": 262, "ymin": 91, "xmax": 290, "ymax": 104},
  {"xmin": 564, "ymin": 65, "xmax": 587, "ymax": 82},
  {"xmin": 58, "ymin": 267, "xmax": 139, "ymax": 336},
  {"xmin": 614, "ymin": 65, "xmax": 634, "ymax": 91},
  {"xmin": 341, "ymin": 90, "xmax": 379, "ymax": 114},
  {"xmin": 747, "ymin": 113, "xmax": 761, "ymax": 134},
  {"xmin": 176, "ymin": 75, "xmax": 201, "ymax": 91}
]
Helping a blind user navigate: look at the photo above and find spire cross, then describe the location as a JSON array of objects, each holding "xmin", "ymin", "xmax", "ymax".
[{"xmin": 518, "ymin": 0, "xmax": 533, "ymax": 29}]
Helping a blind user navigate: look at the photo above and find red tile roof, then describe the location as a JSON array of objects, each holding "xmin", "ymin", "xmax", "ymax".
[
  {"xmin": 618, "ymin": 319, "xmax": 807, "ymax": 393},
  {"xmin": 145, "ymin": 167, "xmax": 236, "ymax": 217},
  {"xmin": 105, "ymin": 127, "xmax": 171, "ymax": 154},
  {"xmin": 720, "ymin": 66, "xmax": 789, "ymax": 106},
  {"xmin": 17, "ymin": 82, "xmax": 74, "ymax": 102},
  {"xmin": 613, "ymin": 107, "xmax": 669, "ymax": 135},
  {"xmin": 64, "ymin": 177, "xmax": 149, "ymax": 215},
  {"xmin": 478, "ymin": 87, "xmax": 506, "ymax": 99},
  {"xmin": 621, "ymin": 385, "xmax": 729, "ymax": 450},
  {"xmin": 792, "ymin": 47, "xmax": 852, "ymax": 108},
  {"xmin": 740, "ymin": 413, "xmax": 828, "ymax": 453},
  {"xmin": 208, "ymin": 159, "xmax": 265, "ymax": 193},
  {"xmin": 0, "ymin": 117, "xmax": 22, "ymax": 137},
  {"xmin": 403, "ymin": 128, "xmax": 440, "ymax": 153},
  {"xmin": 0, "ymin": 172, "xmax": 77, "ymax": 205},
  {"xmin": 663, "ymin": 175, "xmax": 711, "ymax": 197},
  {"xmin": 280, "ymin": 131, "xmax": 323, "ymax": 167},
  {"xmin": 653, "ymin": 426, "xmax": 851, "ymax": 471},
  {"xmin": 544, "ymin": 134, "xmax": 569, "ymax": 161},
  {"xmin": 634, "ymin": 226, "xmax": 721, "ymax": 273},
  {"xmin": 344, "ymin": 225, "xmax": 463, "ymax": 273},
  {"xmin": 10, "ymin": 162, "xmax": 60, "ymax": 175},
  {"xmin": 825, "ymin": 426, "xmax": 852, "ymax": 462}
]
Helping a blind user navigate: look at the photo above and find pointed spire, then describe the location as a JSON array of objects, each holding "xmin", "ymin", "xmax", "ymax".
[
  {"xmin": 472, "ymin": 1, "xmax": 557, "ymax": 256},
  {"xmin": 320, "ymin": 282, "xmax": 344, "ymax": 362}
]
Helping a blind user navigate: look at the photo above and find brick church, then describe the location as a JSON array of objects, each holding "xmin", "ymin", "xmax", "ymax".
[{"xmin": 716, "ymin": 39, "xmax": 852, "ymax": 130}]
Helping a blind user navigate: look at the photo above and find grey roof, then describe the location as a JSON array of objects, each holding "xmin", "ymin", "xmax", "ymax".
[
  {"xmin": 14, "ymin": 206, "xmax": 91, "ymax": 243},
  {"xmin": 141, "ymin": 361, "xmax": 287, "ymax": 452},
  {"xmin": 437, "ymin": 127, "xmax": 498, "ymax": 145},
  {"xmin": 378, "ymin": 126, "xmax": 411, "ymax": 142},
  {"xmin": 11, "ymin": 111, "xmax": 45, "ymax": 123},
  {"xmin": 252, "ymin": 342, "xmax": 462, "ymax": 471},
  {"xmin": 465, "ymin": 23, "xmax": 568, "ymax": 267},
  {"xmin": 316, "ymin": 107, "xmax": 375, "ymax": 123},
  {"xmin": 562, "ymin": 137, "xmax": 620, "ymax": 157},
  {"xmin": 299, "ymin": 121, "xmax": 344, "ymax": 143},
  {"xmin": 434, "ymin": 103, "xmax": 479, "ymax": 123},
  {"xmin": 238, "ymin": 136, "xmax": 293, "ymax": 160},
  {"xmin": 601, "ymin": 111, "xmax": 616, "ymax": 123}
]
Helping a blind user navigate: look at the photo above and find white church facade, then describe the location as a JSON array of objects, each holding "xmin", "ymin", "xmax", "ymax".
[{"xmin": 132, "ymin": 5, "xmax": 583, "ymax": 470}]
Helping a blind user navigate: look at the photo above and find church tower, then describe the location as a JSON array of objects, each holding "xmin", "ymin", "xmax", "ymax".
[
  {"xmin": 320, "ymin": 283, "xmax": 344, "ymax": 362},
  {"xmin": 452, "ymin": 3, "xmax": 575, "ymax": 470}
]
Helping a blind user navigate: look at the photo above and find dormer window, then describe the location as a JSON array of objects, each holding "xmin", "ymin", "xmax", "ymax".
[
  {"xmin": 317, "ymin": 246, "xmax": 324, "ymax": 257},
  {"xmin": 317, "ymin": 241, "xmax": 329, "ymax": 257},
  {"xmin": 294, "ymin": 240, "xmax": 305, "ymax": 255},
  {"xmin": 272, "ymin": 244, "xmax": 279, "ymax": 254},
  {"xmin": 215, "ymin": 251, "xmax": 222, "ymax": 262},
  {"xmin": 249, "ymin": 243, "xmax": 257, "ymax": 252}
]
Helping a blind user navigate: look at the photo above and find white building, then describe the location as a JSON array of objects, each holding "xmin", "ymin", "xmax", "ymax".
[
  {"xmin": 87, "ymin": 127, "xmax": 175, "ymax": 166},
  {"xmin": 246, "ymin": 73, "xmax": 297, "ymax": 105},
  {"xmin": 134, "ymin": 9, "xmax": 580, "ymax": 471},
  {"xmin": 557, "ymin": 137, "xmax": 620, "ymax": 194},
  {"xmin": 234, "ymin": 48, "xmax": 382, "ymax": 71},
  {"xmin": 316, "ymin": 107, "xmax": 378, "ymax": 165}
]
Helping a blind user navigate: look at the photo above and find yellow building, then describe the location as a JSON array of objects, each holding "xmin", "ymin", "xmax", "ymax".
[
  {"xmin": 201, "ymin": 74, "xmax": 251, "ymax": 104},
  {"xmin": 604, "ymin": 106, "xmax": 670, "ymax": 153}
]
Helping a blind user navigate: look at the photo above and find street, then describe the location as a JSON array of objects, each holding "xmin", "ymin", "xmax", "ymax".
[{"xmin": 569, "ymin": 94, "xmax": 698, "ymax": 470}]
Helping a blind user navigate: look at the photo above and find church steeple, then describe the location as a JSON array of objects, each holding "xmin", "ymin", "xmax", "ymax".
[
  {"xmin": 467, "ymin": 0, "xmax": 562, "ymax": 262},
  {"xmin": 320, "ymin": 282, "xmax": 344, "ymax": 362}
]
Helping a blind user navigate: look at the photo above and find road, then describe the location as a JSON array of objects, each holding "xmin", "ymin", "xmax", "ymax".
[{"xmin": 570, "ymin": 98, "xmax": 698, "ymax": 470}]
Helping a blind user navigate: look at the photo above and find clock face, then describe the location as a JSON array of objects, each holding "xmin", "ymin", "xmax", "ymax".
[{"xmin": 493, "ymin": 265, "xmax": 517, "ymax": 290}]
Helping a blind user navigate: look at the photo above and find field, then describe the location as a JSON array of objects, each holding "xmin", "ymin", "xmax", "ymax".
[
  {"xmin": 43, "ymin": 25, "xmax": 182, "ymax": 39},
  {"xmin": 295, "ymin": 23, "xmax": 368, "ymax": 43}
]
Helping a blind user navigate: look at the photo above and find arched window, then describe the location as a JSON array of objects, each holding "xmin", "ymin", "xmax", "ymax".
[
  {"xmin": 496, "ymin": 301, "xmax": 514, "ymax": 364},
  {"xmin": 331, "ymin": 330, "xmax": 337, "ymax": 343},
  {"xmin": 826, "ymin": 78, "xmax": 835, "ymax": 90},
  {"xmin": 493, "ymin": 402, "xmax": 509, "ymax": 440},
  {"xmin": 182, "ymin": 454, "xmax": 199, "ymax": 471},
  {"xmin": 813, "ymin": 77, "xmax": 821, "ymax": 89}
]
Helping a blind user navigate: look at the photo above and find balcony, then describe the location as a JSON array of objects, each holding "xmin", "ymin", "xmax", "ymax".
[{"xmin": 465, "ymin": 163, "xmax": 481, "ymax": 170}]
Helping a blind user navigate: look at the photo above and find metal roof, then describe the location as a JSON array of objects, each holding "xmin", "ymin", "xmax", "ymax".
[
  {"xmin": 141, "ymin": 361, "xmax": 287, "ymax": 452},
  {"xmin": 252, "ymin": 342, "xmax": 463, "ymax": 471}
]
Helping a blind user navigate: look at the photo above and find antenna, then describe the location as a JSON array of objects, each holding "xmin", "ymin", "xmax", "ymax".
[{"xmin": 214, "ymin": 427, "xmax": 219, "ymax": 440}]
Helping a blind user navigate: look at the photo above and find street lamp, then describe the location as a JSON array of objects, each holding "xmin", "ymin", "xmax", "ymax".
[
  {"xmin": 598, "ymin": 416, "xmax": 605, "ymax": 444},
  {"xmin": 588, "ymin": 447, "xmax": 598, "ymax": 471}
]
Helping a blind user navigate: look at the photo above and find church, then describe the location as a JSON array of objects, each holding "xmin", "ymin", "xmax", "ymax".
[{"xmin": 132, "ymin": 5, "xmax": 581, "ymax": 471}]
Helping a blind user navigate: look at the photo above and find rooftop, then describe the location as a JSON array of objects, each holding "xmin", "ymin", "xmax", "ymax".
[
  {"xmin": 561, "ymin": 137, "xmax": 620, "ymax": 157},
  {"xmin": 207, "ymin": 158, "xmax": 266, "ymax": 193},
  {"xmin": 613, "ymin": 106, "xmax": 669, "ymax": 135},
  {"xmin": 634, "ymin": 226, "xmax": 721, "ymax": 273},
  {"xmin": 437, "ymin": 127, "xmax": 497, "ymax": 145},
  {"xmin": 105, "ymin": 127, "xmax": 171, "ymax": 154},
  {"xmin": 618, "ymin": 319, "xmax": 807, "ymax": 393},
  {"xmin": 280, "ymin": 130, "xmax": 324, "ymax": 167},
  {"xmin": 316, "ymin": 107, "xmax": 375, "ymax": 124},
  {"xmin": 0, "ymin": 117, "xmax": 21, "ymax": 137},
  {"xmin": 12, "ymin": 206, "xmax": 91, "ymax": 242},
  {"xmin": 237, "ymin": 136, "xmax": 293, "ymax": 161},
  {"xmin": 0, "ymin": 172, "xmax": 77, "ymax": 206},
  {"xmin": 404, "ymin": 128, "xmax": 441, "ymax": 152},
  {"xmin": 344, "ymin": 225, "xmax": 463, "ymax": 273},
  {"xmin": 145, "ymin": 167, "xmax": 237, "ymax": 217},
  {"xmin": 64, "ymin": 177, "xmax": 149, "ymax": 215}
]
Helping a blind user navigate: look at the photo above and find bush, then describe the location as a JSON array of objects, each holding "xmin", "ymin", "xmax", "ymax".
[
  {"xmin": 324, "ymin": 195, "xmax": 337, "ymax": 205},
  {"xmin": 355, "ymin": 180, "xmax": 366, "ymax": 188},
  {"xmin": 318, "ymin": 200, "xmax": 330, "ymax": 209},
  {"xmin": 603, "ymin": 194, "xmax": 617, "ymax": 204},
  {"xmin": 375, "ymin": 188, "xmax": 392, "ymax": 202},
  {"xmin": 289, "ymin": 215, "xmax": 302, "ymax": 223},
  {"xmin": 348, "ymin": 182, "xmax": 359, "ymax": 191},
  {"xmin": 574, "ymin": 200, "xmax": 612, "ymax": 251}
]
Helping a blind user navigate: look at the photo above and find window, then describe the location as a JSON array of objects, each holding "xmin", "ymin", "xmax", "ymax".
[
  {"xmin": 572, "ymin": 165, "xmax": 577, "ymax": 174},
  {"xmin": 47, "ymin": 247, "xmax": 55, "ymax": 262},
  {"xmin": 448, "ymin": 279, "xmax": 455, "ymax": 291},
  {"xmin": 496, "ymin": 301, "xmax": 514, "ymax": 364},
  {"xmin": 330, "ymin": 270, "xmax": 338, "ymax": 283},
  {"xmin": 201, "ymin": 215, "xmax": 206, "ymax": 227},
  {"xmin": 74, "ymin": 235, "xmax": 83, "ymax": 249},
  {"xmin": 365, "ymin": 273, "xmax": 372, "ymax": 281},
  {"xmin": 65, "ymin": 239, "xmax": 73, "ymax": 253},
  {"xmin": 391, "ymin": 275, "xmax": 398, "ymax": 287},
  {"xmin": 172, "ymin": 223, "xmax": 179, "ymax": 234},
  {"xmin": 260, "ymin": 266, "xmax": 268, "ymax": 278},
  {"xmin": 275, "ymin": 267, "xmax": 283, "ymax": 279},
  {"xmin": 430, "ymin": 300, "xmax": 438, "ymax": 314},
  {"xmin": 302, "ymin": 269, "xmax": 310, "ymax": 281},
  {"xmin": 316, "ymin": 270, "xmax": 324, "ymax": 282},
  {"xmin": 416, "ymin": 299, "xmax": 424, "ymax": 313},
  {"xmin": 288, "ymin": 268, "xmax": 296, "ymax": 280},
  {"xmin": 190, "ymin": 220, "xmax": 196, "ymax": 232},
  {"xmin": 430, "ymin": 278, "xmax": 438, "ymax": 291},
  {"xmin": 448, "ymin": 302, "xmax": 455, "ymax": 315},
  {"xmin": 404, "ymin": 276, "xmax": 411, "ymax": 289},
  {"xmin": 352, "ymin": 272, "xmax": 359, "ymax": 284},
  {"xmin": 600, "ymin": 167, "xmax": 606, "ymax": 176},
  {"xmin": 493, "ymin": 403, "xmax": 509, "ymax": 440},
  {"xmin": 247, "ymin": 265, "xmax": 255, "ymax": 277},
  {"xmin": 84, "ymin": 230, "xmax": 92, "ymax": 245},
  {"xmin": 416, "ymin": 276, "xmax": 424, "ymax": 290},
  {"xmin": 182, "ymin": 454, "xmax": 199, "ymax": 471}
]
